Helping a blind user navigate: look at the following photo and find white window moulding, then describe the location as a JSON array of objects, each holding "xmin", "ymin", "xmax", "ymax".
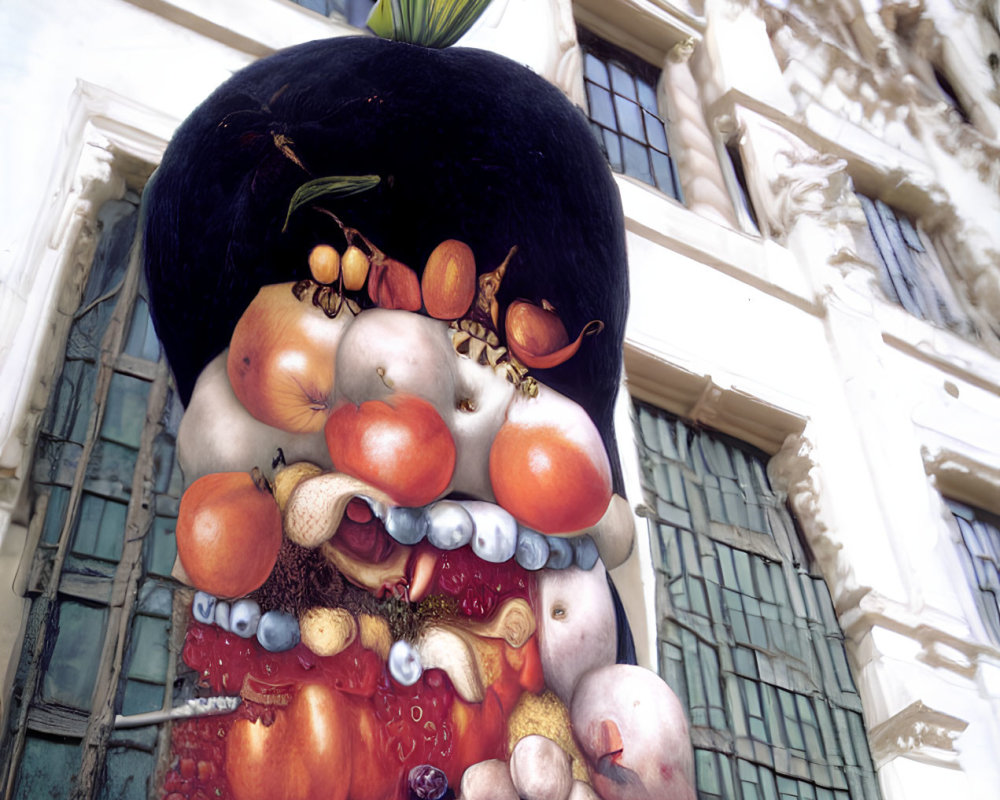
[
  {"xmin": 0, "ymin": 80, "xmax": 171, "ymax": 522},
  {"xmin": 574, "ymin": 0, "xmax": 705, "ymax": 68},
  {"xmin": 122, "ymin": 0, "xmax": 356, "ymax": 59},
  {"xmin": 924, "ymin": 449, "xmax": 1000, "ymax": 530},
  {"xmin": 622, "ymin": 343, "xmax": 808, "ymax": 456}
]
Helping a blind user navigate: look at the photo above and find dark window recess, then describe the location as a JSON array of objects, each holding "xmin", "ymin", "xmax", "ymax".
[
  {"xmin": 0, "ymin": 196, "xmax": 184, "ymax": 798},
  {"xmin": 726, "ymin": 142, "xmax": 759, "ymax": 233},
  {"xmin": 289, "ymin": 0, "xmax": 374, "ymax": 26},
  {"xmin": 948, "ymin": 500, "xmax": 1000, "ymax": 646},
  {"xmin": 633, "ymin": 400, "xmax": 882, "ymax": 800},
  {"xmin": 857, "ymin": 194, "xmax": 971, "ymax": 334},
  {"xmin": 933, "ymin": 67, "xmax": 972, "ymax": 124},
  {"xmin": 579, "ymin": 28, "xmax": 684, "ymax": 202}
]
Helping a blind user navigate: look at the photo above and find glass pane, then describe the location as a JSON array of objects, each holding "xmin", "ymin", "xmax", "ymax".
[
  {"xmin": 586, "ymin": 82, "xmax": 617, "ymax": 129},
  {"xmin": 42, "ymin": 601, "xmax": 108, "ymax": 709},
  {"xmin": 583, "ymin": 52, "xmax": 609, "ymax": 88},
  {"xmin": 603, "ymin": 129, "xmax": 623, "ymax": 172},
  {"xmin": 100, "ymin": 373, "xmax": 151, "ymax": 448},
  {"xmin": 72, "ymin": 493, "xmax": 127, "ymax": 561},
  {"xmin": 644, "ymin": 110, "xmax": 669, "ymax": 151},
  {"xmin": 614, "ymin": 94, "xmax": 645, "ymax": 141},
  {"xmin": 151, "ymin": 433, "xmax": 178, "ymax": 496},
  {"xmin": 66, "ymin": 201, "xmax": 137, "ymax": 361},
  {"xmin": 32, "ymin": 436, "xmax": 83, "ymax": 488},
  {"xmin": 609, "ymin": 62, "xmax": 637, "ymax": 99},
  {"xmin": 121, "ymin": 678, "xmax": 165, "ymax": 716},
  {"xmin": 13, "ymin": 735, "xmax": 80, "ymax": 800},
  {"xmin": 99, "ymin": 746, "xmax": 154, "ymax": 800},
  {"xmin": 127, "ymin": 615, "xmax": 170, "ymax": 683},
  {"xmin": 637, "ymin": 77, "xmax": 658, "ymax": 113},
  {"xmin": 161, "ymin": 387, "xmax": 185, "ymax": 440},
  {"xmin": 137, "ymin": 580, "xmax": 174, "ymax": 617},
  {"xmin": 85, "ymin": 440, "xmax": 138, "ymax": 501},
  {"xmin": 621, "ymin": 136, "xmax": 653, "ymax": 184},
  {"xmin": 145, "ymin": 516, "xmax": 177, "ymax": 578},
  {"xmin": 41, "ymin": 486, "xmax": 71, "ymax": 545},
  {"xmin": 43, "ymin": 359, "xmax": 97, "ymax": 444},
  {"xmin": 123, "ymin": 296, "xmax": 162, "ymax": 362}
]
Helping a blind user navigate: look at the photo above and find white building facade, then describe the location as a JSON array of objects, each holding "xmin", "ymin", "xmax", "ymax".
[{"xmin": 1, "ymin": 1, "xmax": 998, "ymax": 798}]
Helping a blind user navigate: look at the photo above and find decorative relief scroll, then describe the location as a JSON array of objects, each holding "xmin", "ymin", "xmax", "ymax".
[
  {"xmin": 868, "ymin": 700, "xmax": 968, "ymax": 768},
  {"xmin": 659, "ymin": 38, "xmax": 740, "ymax": 227},
  {"xmin": 767, "ymin": 433, "xmax": 856, "ymax": 600}
]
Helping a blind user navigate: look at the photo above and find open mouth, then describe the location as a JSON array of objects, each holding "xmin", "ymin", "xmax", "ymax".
[
  {"xmin": 184, "ymin": 487, "xmax": 603, "ymax": 696},
  {"xmin": 171, "ymin": 478, "xmax": 623, "ymax": 800}
]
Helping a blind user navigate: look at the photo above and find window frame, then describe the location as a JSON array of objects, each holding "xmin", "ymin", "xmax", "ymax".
[
  {"xmin": 946, "ymin": 499, "xmax": 1000, "ymax": 649},
  {"xmin": 0, "ymin": 192, "xmax": 186, "ymax": 800},
  {"xmin": 578, "ymin": 26, "xmax": 685, "ymax": 202},
  {"xmin": 856, "ymin": 193, "xmax": 974, "ymax": 337},
  {"xmin": 631, "ymin": 398, "xmax": 883, "ymax": 800}
]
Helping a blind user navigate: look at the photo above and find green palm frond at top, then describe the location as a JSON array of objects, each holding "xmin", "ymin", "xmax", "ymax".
[{"xmin": 367, "ymin": 0, "xmax": 494, "ymax": 49}]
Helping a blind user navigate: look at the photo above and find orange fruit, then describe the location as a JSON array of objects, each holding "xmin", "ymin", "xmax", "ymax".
[{"xmin": 176, "ymin": 471, "xmax": 282, "ymax": 598}]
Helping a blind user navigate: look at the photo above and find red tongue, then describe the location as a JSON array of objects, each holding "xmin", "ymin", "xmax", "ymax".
[
  {"xmin": 345, "ymin": 497, "xmax": 373, "ymax": 523},
  {"xmin": 335, "ymin": 509, "xmax": 395, "ymax": 563}
]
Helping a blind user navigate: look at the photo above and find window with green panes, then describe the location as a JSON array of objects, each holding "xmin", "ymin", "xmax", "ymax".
[
  {"xmin": 947, "ymin": 500, "xmax": 1000, "ymax": 646},
  {"xmin": 632, "ymin": 399, "xmax": 881, "ymax": 800},
  {"xmin": 0, "ymin": 195, "xmax": 187, "ymax": 800}
]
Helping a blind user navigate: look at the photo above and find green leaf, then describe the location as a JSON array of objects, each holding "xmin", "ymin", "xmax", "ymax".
[
  {"xmin": 367, "ymin": 0, "xmax": 493, "ymax": 49},
  {"xmin": 282, "ymin": 174, "xmax": 380, "ymax": 232}
]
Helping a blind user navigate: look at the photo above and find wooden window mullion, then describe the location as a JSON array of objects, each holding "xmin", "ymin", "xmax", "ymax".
[{"xmin": 73, "ymin": 354, "xmax": 171, "ymax": 800}]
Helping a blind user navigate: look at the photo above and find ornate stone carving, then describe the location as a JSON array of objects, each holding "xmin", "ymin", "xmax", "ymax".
[
  {"xmin": 659, "ymin": 40, "xmax": 740, "ymax": 227},
  {"xmin": 741, "ymin": 118, "xmax": 851, "ymax": 240},
  {"xmin": 869, "ymin": 700, "xmax": 968, "ymax": 767},
  {"xmin": 767, "ymin": 433, "xmax": 854, "ymax": 599}
]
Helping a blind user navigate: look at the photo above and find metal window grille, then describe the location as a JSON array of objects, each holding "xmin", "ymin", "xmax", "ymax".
[
  {"xmin": 0, "ymin": 196, "xmax": 186, "ymax": 800},
  {"xmin": 633, "ymin": 400, "xmax": 882, "ymax": 800},
  {"xmin": 948, "ymin": 500, "xmax": 1000, "ymax": 647},
  {"xmin": 857, "ymin": 194, "xmax": 970, "ymax": 333},
  {"xmin": 579, "ymin": 28, "xmax": 684, "ymax": 201}
]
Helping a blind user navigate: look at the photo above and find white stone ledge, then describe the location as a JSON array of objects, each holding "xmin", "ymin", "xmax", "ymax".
[
  {"xmin": 574, "ymin": 0, "xmax": 704, "ymax": 65},
  {"xmin": 122, "ymin": 0, "xmax": 356, "ymax": 58},
  {"xmin": 618, "ymin": 175, "xmax": 820, "ymax": 313},
  {"xmin": 624, "ymin": 343, "xmax": 807, "ymax": 455},
  {"xmin": 840, "ymin": 590, "xmax": 998, "ymax": 680},
  {"xmin": 878, "ymin": 318, "xmax": 1000, "ymax": 399}
]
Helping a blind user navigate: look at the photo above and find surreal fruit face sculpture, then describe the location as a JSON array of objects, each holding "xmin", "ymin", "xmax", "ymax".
[{"xmin": 143, "ymin": 4, "xmax": 696, "ymax": 799}]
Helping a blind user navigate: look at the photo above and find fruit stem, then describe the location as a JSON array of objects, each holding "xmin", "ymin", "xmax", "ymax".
[
  {"xmin": 251, "ymin": 466, "xmax": 274, "ymax": 496},
  {"xmin": 314, "ymin": 208, "xmax": 386, "ymax": 264},
  {"xmin": 471, "ymin": 245, "xmax": 517, "ymax": 331},
  {"xmin": 272, "ymin": 448, "xmax": 287, "ymax": 470}
]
